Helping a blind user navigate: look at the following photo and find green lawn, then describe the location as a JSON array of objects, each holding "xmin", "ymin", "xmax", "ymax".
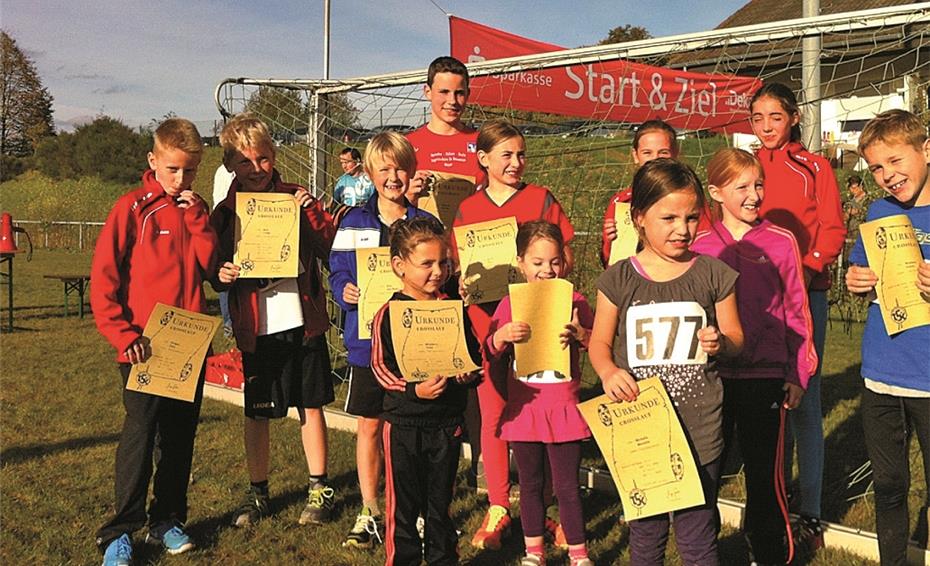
[{"xmin": 3, "ymin": 249, "xmax": 919, "ymax": 565}]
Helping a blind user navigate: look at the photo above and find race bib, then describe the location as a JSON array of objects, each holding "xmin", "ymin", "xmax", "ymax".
[{"xmin": 626, "ymin": 302, "xmax": 707, "ymax": 367}]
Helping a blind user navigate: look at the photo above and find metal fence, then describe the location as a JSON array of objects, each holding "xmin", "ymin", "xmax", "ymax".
[{"xmin": 13, "ymin": 220, "xmax": 105, "ymax": 251}]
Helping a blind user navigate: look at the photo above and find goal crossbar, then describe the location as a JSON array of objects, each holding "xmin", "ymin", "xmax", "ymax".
[{"xmin": 215, "ymin": 1, "xmax": 929, "ymax": 112}]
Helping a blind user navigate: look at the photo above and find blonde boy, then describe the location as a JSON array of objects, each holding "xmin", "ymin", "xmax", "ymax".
[
  {"xmin": 846, "ymin": 109, "xmax": 930, "ymax": 564},
  {"xmin": 91, "ymin": 118, "xmax": 216, "ymax": 566},
  {"xmin": 210, "ymin": 114, "xmax": 338, "ymax": 528},
  {"xmin": 328, "ymin": 132, "xmax": 439, "ymax": 548}
]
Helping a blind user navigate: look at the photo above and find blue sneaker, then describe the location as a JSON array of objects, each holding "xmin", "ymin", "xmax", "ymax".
[
  {"xmin": 101, "ymin": 534, "xmax": 132, "ymax": 566},
  {"xmin": 146, "ymin": 523, "xmax": 194, "ymax": 555}
]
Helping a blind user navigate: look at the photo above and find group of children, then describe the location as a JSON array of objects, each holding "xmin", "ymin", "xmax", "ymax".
[{"xmin": 90, "ymin": 53, "xmax": 929, "ymax": 566}]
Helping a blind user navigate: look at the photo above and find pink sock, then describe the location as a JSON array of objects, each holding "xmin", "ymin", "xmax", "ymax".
[
  {"xmin": 569, "ymin": 546, "xmax": 589, "ymax": 562},
  {"xmin": 526, "ymin": 543, "xmax": 545, "ymax": 557}
]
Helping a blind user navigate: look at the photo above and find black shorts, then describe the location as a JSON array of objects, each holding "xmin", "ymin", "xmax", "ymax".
[
  {"xmin": 242, "ymin": 329, "xmax": 334, "ymax": 419},
  {"xmin": 343, "ymin": 365, "xmax": 384, "ymax": 418}
]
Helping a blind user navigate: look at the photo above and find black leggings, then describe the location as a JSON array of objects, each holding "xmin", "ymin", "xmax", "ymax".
[
  {"xmin": 861, "ymin": 386, "xmax": 930, "ymax": 566},
  {"xmin": 511, "ymin": 440, "xmax": 585, "ymax": 545}
]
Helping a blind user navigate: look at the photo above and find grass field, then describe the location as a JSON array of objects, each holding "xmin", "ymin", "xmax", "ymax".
[{"xmin": 4, "ymin": 249, "xmax": 925, "ymax": 565}]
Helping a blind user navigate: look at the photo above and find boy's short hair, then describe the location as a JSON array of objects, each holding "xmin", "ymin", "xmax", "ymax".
[
  {"xmin": 364, "ymin": 132, "xmax": 416, "ymax": 175},
  {"xmin": 341, "ymin": 147, "xmax": 362, "ymax": 161},
  {"xmin": 427, "ymin": 56, "xmax": 469, "ymax": 87},
  {"xmin": 220, "ymin": 113, "xmax": 275, "ymax": 165},
  {"xmin": 858, "ymin": 109, "xmax": 928, "ymax": 155},
  {"xmin": 154, "ymin": 118, "xmax": 203, "ymax": 155}
]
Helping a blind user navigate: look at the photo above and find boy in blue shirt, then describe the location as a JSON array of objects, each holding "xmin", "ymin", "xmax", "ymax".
[
  {"xmin": 846, "ymin": 109, "xmax": 930, "ymax": 565},
  {"xmin": 329, "ymin": 132, "xmax": 437, "ymax": 548}
]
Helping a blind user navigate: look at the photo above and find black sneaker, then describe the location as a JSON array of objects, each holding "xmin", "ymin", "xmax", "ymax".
[
  {"xmin": 792, "ymin": 515, "xmax": 824, "ymax": 554},
  {"xmin": 342, "ymin": 506, "xmax": 382, "ymax": 549},
  {"xmin": 298, "ymin": 483, "xmax": 335, "ymax": 525},
  {"xmin": 232, "ymin": 485, "xmax": 270, "ymax": 527}
]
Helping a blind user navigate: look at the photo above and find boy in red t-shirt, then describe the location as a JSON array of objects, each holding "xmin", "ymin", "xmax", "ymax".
[{"xmin": 406, "ymin": 56, "xmax": 485, "ymax": 203}]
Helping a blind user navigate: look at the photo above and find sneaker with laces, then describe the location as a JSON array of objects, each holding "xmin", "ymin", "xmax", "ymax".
[
  {"xmin": 299, "ymin": 483, "xmax": 335, "ymax": 525},
  {"xmin": 145, "ymin": 523, "xmax": 194, "ymax": 555},
  {"xmin": 792, "ymin": 515, "xmax": 824, "ymax": 554},
  {"xmin": 101, "ymin": 533, "xmax": 133, "ymax": 566},
  {"xmin": 232, "ymin": 485, "xmax": 270, "ymax": 528},
  {"xmin": 343, "ymin": 506, "xmax": 382, "ymax": 549},
  {"xmin": 470, "ymin": 504, "xmax": 512, "ymax": 550},
  {"xmin": 520, "ymin": 553, "xmax": 545, "ymax": 566}
]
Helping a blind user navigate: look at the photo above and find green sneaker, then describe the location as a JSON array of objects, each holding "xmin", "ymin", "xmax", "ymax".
[
  {"xmin": 342, "ymin": 506, "xmax": 382, "ymax": 549},
  {"xmin": 232, "ymin": 485, "xmax": 270, "ymax": 528},
  {"xmin": 298, "ymin": 483, "xmax": 335, "ymax": 525}
]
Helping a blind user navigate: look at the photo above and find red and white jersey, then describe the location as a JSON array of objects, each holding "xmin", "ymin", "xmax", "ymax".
[{"xmin": 406, "ymin": 125, "xmax": 485, "ymax": 186}]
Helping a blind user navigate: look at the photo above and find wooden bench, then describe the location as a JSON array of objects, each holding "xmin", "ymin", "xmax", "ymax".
[{"xmin": 44, "ymin": 274, "xmax": 91, "ymax": 318}]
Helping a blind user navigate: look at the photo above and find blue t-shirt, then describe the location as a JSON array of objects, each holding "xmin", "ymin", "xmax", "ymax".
[
  {"xmin": 849, "ymin": 197, "xmax": 930, "ymax": 392},
  {"xmin": 333, "ymin": 173, "xmax": 375, "ymax": 207}
]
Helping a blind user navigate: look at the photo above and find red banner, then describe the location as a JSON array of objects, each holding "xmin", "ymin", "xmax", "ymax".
[{"xmin": 450, "ymin": 16, "xmax": 760, "ymax": 134}]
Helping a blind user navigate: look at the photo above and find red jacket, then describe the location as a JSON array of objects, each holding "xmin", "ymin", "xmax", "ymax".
[
  {"xmin": 91, "ymin": 170, "xmax": 218, "ymax": 362},
  {"xmin": 210, "ymin": 171, "xmax": 335, "ymax": 353},
  {"xmin": 757, "ymin": 141, "xmax": 846, "ymax": 290}
]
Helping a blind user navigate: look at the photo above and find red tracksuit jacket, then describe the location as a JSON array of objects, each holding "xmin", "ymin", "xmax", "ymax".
[
  {"xmin": 756, "ymin": 141, "xmax": 846, "ymax": 290},
  {"xmin": 91, "ymin": 170, "xmax": 218, "ymax": 362}
]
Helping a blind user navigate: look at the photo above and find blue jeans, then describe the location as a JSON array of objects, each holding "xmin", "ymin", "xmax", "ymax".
[
  {"xmin": 219, "ymin": 290, "xmax": 232, "ymax": 328},
  {"xmin": 784, "ymin": 289, "xmax": 826, "ymax": 519}
]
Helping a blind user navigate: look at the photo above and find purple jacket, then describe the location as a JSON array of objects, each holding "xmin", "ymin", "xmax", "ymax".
[{"xmin": 692, "ymin": 220, "xmax": 816, "ymax": 388}]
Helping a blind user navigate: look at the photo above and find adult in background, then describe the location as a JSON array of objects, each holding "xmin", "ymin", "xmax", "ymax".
[
  {"xmin": 333, "ymin": 147, "xmax": 375, "ymax": 208},
  {"xmin": 213, "ymin": 163, "xmax": 235, "ymax": 336}
]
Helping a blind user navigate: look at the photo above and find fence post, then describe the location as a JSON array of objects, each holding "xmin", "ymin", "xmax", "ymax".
[{"xmin": 79, "ymin": 223, "xmax": 84, "ymax": 250}]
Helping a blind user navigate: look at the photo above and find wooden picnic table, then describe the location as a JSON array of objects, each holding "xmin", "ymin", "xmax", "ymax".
[{"xmin": 44, "ymin": 273, "xmax": 91, "ymax": 318}]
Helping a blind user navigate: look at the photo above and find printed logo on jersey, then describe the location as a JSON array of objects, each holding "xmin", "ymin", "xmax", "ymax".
[
  {"xmin": 467, "ymin": 142, "xmax": 476, "ymax": 153},
  {"xmin": 916, "ymin": 227, "xmax": 929, "ymax": 246}
]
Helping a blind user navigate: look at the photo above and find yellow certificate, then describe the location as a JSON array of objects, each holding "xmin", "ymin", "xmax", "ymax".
[
  {"xmin": 388, "ymin": 300, "xmax": 480, "ymax": 382},
  {"xmin": 127, "ymin": 303, "xmax": 220, "ymax": 402},
  {"xmin": 454, "ymin": 216, "xmax": 523, "ymax": 305},
  {"xmin": 578, "ymin": 378, "xmax": 704, "ymax": 520},
  {"xmin": 234, "ymin": 192, "xmax": 300, "ymax": 278},
  {"xmin": 508, "ymin": 278, "xmax": 572, "ymax": 378},
  {"xmin": 608, "ymin": 202, "xmax": 639, "ymax": 266},
  {"xmin": 861, "ymin": 214, "xmax": 930, "ymax": 334},
  {"xmin": 418, "ymin": 171, "xmax": 476, "ymax": 228},
  {"xmin": 357, "ymin": 247, "xmax": 402, "ymax": 340}
]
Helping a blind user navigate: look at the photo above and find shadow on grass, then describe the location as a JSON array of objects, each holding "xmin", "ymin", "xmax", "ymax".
[
  {"xmin": 814, "ymin": 363, "xmax": 871, "ymax": 526},
  {"xmin": 178, "ymin": 469, "xmax": 358, "ymax": 554},
  {"xmin": 7, "ymin": 303, "xmax": 91, "ymax": 322},
  {"xmin": 0, "ymin": 415, "xmax": 223, "ymax": 466},
  {"xmin": 0, "ymin": 432, "xmax": 121, "ymax": 465},
  {"xmin": 820, "ymin": 362, "xmax": 864, "ymax": 420}
]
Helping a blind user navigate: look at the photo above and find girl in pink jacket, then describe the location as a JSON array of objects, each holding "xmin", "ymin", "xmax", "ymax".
[{"xmin": 691, "ymin": 148, "xmax": 817, "ymax": 565}]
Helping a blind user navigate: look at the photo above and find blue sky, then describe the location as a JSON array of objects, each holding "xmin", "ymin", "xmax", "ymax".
[{"xmin": 4, "ymin": 0, "xmax": 748, "ymax": 131}]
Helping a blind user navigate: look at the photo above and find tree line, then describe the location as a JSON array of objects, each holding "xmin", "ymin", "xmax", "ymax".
[{"xmin": 1, "ymin": 24, "xmax": 648, "ymax": 184}]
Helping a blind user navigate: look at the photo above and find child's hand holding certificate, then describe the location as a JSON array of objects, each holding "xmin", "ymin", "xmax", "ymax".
[{"xmin": 860, "ymin": 214, "xmax": 930, "ymax": 334}]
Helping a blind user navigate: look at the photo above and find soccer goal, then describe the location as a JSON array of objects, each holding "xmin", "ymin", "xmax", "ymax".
[
  {"xmin": 213, "ymin": 5, "xmax": 929, "ymax": 556},
  {"xmin": 215, "ymin": 0, "xmax": 927, "ymax": 350}
]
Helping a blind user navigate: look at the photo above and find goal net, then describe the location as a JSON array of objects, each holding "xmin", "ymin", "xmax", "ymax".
[{"xmin": 214, "ymin": 2, "xmax": 929, "ymax": 534}]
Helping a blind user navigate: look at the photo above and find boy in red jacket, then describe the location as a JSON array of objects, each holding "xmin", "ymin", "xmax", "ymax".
[
  {"xmin": 91, "ymin": 118, "xmax": 217, "ymax": 566},
  {"xmin": 210, "ymin": 114, "xmax": 338, "ymax": 529}
]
